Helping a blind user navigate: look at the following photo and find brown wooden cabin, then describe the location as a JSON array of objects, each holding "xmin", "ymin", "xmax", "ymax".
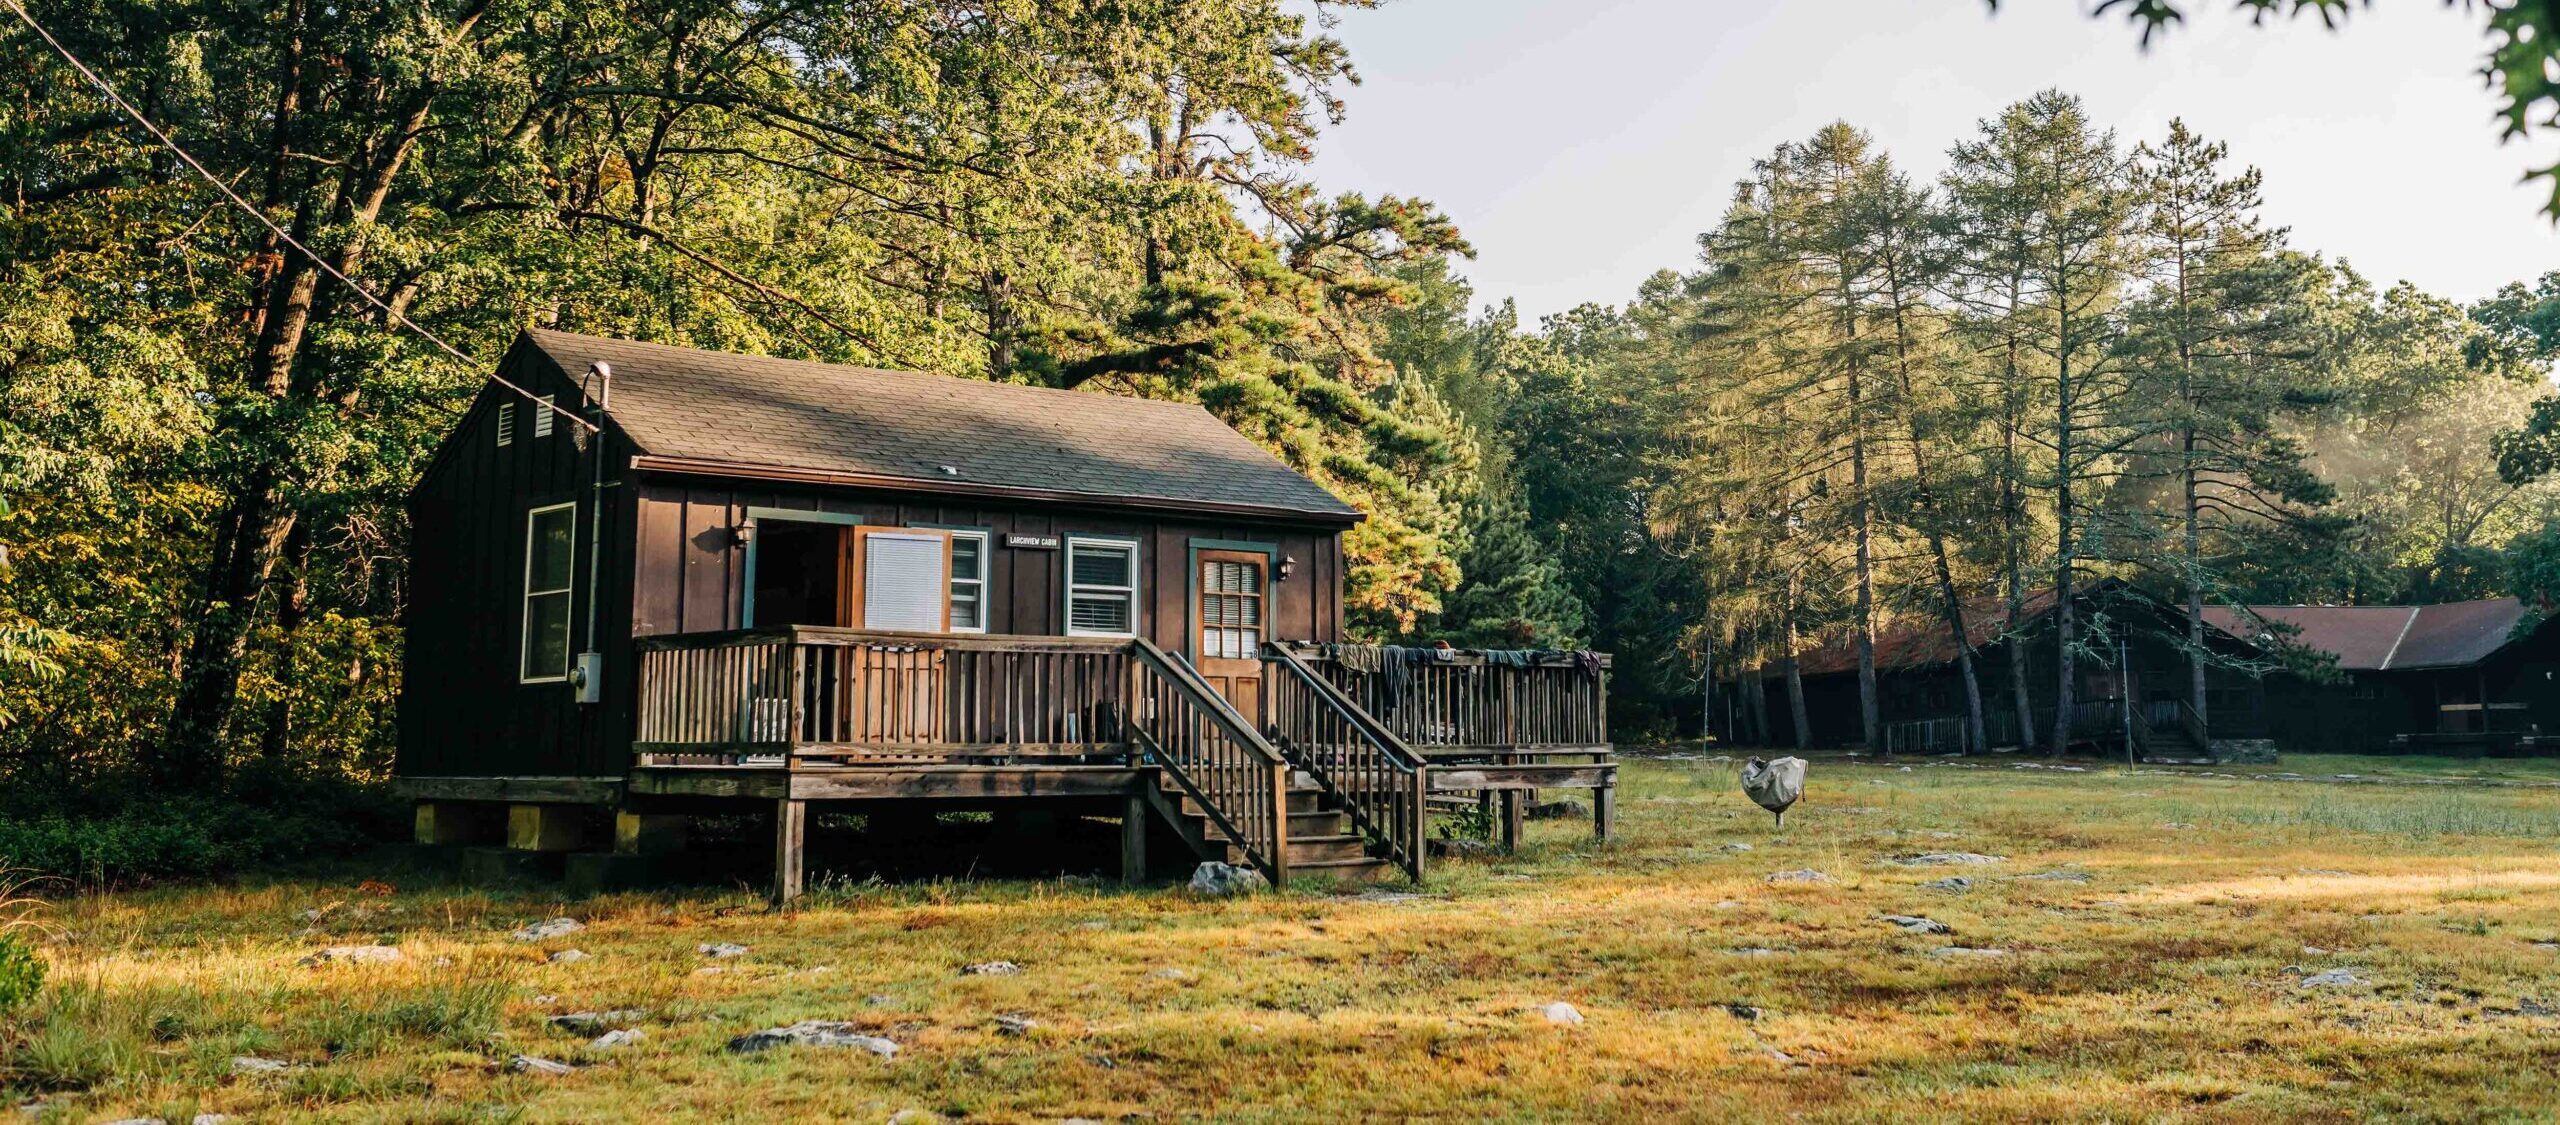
[
  {"xmin": 395, "ymin": 330, "xmax": 1614, "ymax": 899},
  {"xmin": 1741, "ymin": 580, "xmax": 2272, "ymax": 761},
  {"xmin": 2204, "ymin": 599, "xmax": 2560, "ymax": 755}
]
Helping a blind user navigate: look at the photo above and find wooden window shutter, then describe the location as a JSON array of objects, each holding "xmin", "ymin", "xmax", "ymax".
[{"xmin": 846, "ymin": 527, "xmax": 951, "ymax": 632}]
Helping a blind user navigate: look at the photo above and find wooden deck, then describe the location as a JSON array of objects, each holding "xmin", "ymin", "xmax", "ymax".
[{"xmin": 405, "ymin": 628, "xmax": 1614, "ymax": 899}]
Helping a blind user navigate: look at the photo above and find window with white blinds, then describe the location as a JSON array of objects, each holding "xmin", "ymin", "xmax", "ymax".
[
  {"xmin": 948, "ymin": 530, "xmax": 988, "ymax": 632},
  {"xmin": 1065, "ymin": 537, "xmax": 1137, "ymax": 637},
  {"xmin": 1198, "ymin": 559, "xmax": 1263, "ymax": 660},
  {"xmin": 862, "ymin": 531, "xmax": 949, "ymax": 632}
]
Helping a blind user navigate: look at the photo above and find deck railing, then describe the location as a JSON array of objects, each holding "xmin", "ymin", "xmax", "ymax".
[
  {"xmin": 1264, "ymin": 644, "xmax": 1427, "ymax": 881},
  {"xmin": 1273, "ymin": 643, "xmax": 1610, "ymax": 753},
  {"xmin": 633, "ymin": 626, "xmax": 1131, "ymax": 764},
  {"xmin": 1130, "ymin": 639, "xmax": 1289, "ymax": 882}
]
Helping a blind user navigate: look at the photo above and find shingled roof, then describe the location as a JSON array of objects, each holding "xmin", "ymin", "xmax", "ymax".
[
  {"xmin": 2200, "ymin": 599, "xmax": 2535, "ymax": 671},
  {"xmin": 517, "ymin": 330, "xmax": 1360, "ymax": 523}
]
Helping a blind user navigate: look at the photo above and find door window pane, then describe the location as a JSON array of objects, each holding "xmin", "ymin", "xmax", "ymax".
[{"xmin": 1198, "ymin": 557, "xmax": 1263, "ymax": 660}]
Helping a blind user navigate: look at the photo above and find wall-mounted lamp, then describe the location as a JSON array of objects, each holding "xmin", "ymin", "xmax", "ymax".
[
  {"xmin": 1277, "ymin": 555, "xmax": 1298, "ymax": 582},
  {"xmin": 729, "ymin": 521, "xmax": 755, "ymax": 549}
]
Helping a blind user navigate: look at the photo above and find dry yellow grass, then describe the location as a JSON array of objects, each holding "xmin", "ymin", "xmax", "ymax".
[{"xmin": 9, "ymin": 753, "xmax": 2560, "ymax": 1122}]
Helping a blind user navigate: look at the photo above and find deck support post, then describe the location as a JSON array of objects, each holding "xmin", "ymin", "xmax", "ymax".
[
  {"xmin": 1593, "ymin": 781, "xmax": 1615, "ymax": 842},
  {"xmin": 614, "ymin": 812, "xmax": 689, "ymax": 856},
  {"xmin": 1499, "ymin": 790, "xmax": 1523, "ymax": 852},
  {"xmin": 1121, "ymin": 793, "xmax": 1148, "ymax": 884},
  {"xmin": 506, "ymin": 804, "xmax": 586, "ymax": 851},
  {"xmin": 772, "ymin": 798, "xmax": 806, "ymax": 905},
  {"xmin": 413, "ymin": 801, "xmax": 502, "ymax": 846}
]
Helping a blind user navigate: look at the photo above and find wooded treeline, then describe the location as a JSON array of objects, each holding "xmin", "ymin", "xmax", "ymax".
[
  {"xmin": 6, "ymin": 0, "xmax": 2560, "ymax": 804},
  {"xmin": 1385, "ymin": 92, "xmax": 2560, "ymax": 747}
]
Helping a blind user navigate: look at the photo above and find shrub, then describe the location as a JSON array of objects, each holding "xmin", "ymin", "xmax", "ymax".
[
  {"xmin": 0, "ymin": 784, "xmax": 402, "ymax": 886},
  {"xmin": 0, "ymin": 931, "xmax": 39, "ymax": 1013}
]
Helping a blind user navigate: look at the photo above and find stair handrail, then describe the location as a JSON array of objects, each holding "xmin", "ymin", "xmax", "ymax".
[
  {"xmin": 1129, "ymin": 638, "xmax": 1289, "ymax": 884},
  {"xmin": 1262, "ymin": 643, "xmax": 1427, "ymax": 882},
  {"xmin": 2174, "ymin": 698, "xmax": 2210, "ymax": 751}
]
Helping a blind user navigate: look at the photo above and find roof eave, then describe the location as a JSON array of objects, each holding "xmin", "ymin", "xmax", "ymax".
[{"xmin": 627, "ymin": 454, "xmax": 1366, "ymax": 527}]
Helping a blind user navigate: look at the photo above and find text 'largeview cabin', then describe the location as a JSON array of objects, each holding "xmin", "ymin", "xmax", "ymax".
[{"xmin": 395, "ymin": 331, "xmax": 1614, "ymax": 899}]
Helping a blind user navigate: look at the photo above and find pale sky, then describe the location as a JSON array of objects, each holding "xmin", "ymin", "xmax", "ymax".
[{"xmin": 1302, "ymin": 0, "xmax": 2560, "ymax": 321}]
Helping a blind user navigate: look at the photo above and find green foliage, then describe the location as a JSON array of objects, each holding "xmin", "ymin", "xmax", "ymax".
[
  {"xmin": 0, "ymin": 930, "xmax": 39, "ymax": 1015},
  {"xmin": 0, "ymin": 785, "xmax": 398, "ymax": 886}
]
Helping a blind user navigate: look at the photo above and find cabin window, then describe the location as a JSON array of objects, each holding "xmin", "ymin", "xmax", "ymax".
[
  {"xmin": 496, "ymin": 402, "xmax": 515, "ymax": 447},
  {"xmin": 948, "ymin": 530, "xmax": 989, "ymax": 633},
  {"xmin": 1199, "ymin": 558, "xmax": 1263, "ymax": 660},
  {"xmin": 1065, "ymin": 536, "xmax": 1138, "ymax": 637},
  {"xmin": 533, "ymin": 394, "xmax": 555, "ymax": 438},
  {"xmin": 859, "ymin": 530, "xmax": 950, "ymax": 632},
  {"xmin": 520, "ymin": 502, "xmax": 576, "ymax": 682}
]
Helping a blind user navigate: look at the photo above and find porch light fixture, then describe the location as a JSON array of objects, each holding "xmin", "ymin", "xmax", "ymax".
[
  {"xmin": 1278, "ymin": 554, "xmax": 1297, "ymax": 582},
  {"xmin": 730, "ymin": 521, "xmax": 755, "ymax": 549}
]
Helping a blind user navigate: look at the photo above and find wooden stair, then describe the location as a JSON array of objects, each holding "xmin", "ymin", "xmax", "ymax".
[{"xmin": 1147, "ymin": 768, "xmax": 1397, "ymax": 883}]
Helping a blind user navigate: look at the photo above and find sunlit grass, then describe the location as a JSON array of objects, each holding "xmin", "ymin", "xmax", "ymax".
[{"xmin": 6, "ymin": 756, "xmax": 2560, "ymax": 1120}]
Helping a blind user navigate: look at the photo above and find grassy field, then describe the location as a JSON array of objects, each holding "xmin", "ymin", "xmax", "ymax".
[{"xmin": 9, "ymin": 753, "xmax": 2560, "ymax": 1122}]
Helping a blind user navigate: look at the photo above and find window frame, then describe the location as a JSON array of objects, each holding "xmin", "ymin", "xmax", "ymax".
[
  {"xmin": 942, "ymin": 528, "xmax": 991, "ymax": 634},
  {"xmin": 519, "ymin": 500, "xmax": 578, "ymax": 684},
  {"xmin": 533, "ymin": 393, "xmax": 556, "ymax": 438},
  {"xmin": 1063, "ymin": 534, "xmax": 1141, "ymax": 638}
]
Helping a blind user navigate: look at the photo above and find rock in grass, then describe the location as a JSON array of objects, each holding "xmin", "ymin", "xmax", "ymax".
[
  {"xmin": 697, "ymin": 942, "xmax": 750, "ymax": 958},
  {"xmin": 1537, "ymin": 1001, "xmax": 1584, "ymax": 1025},
  {"xmin": 547, "ymin": 949, "xmax": 591, "ymax": 964},
  {"xmin": 961, "ymin": 960, "xmax": 1023, "ymax": 976},
  {"xmin": 194, "ymin": 1116, "xmax": 232, "ymax": 1125},
  {"xmin": 1890, "ymin": 852, "xmax": 2006, "ymax": 867},
  {"xmin": 1428, "ymin": 838, "xmax": 1498, "ymax": 859},
  {"xmin": 1923, "ymin": 876, "xmax": 1974, "ymax": 893},
  {"xmin": 511, "ymin": 917, "xmax": 584, "ymax": 942},
  {"xmin": 1726, "ymin": 1003, "xmax": 1763, "ymax": 1021},
  {"xmin": 1765, "ymin": 869, "xmax": 1832, "ymax": 885},
  {"xmin": 230, "ymin": 1055, "xmax": 301, "ymax": 1074},
  {"xmin": 547, "ymin": 1009, "xmax": 645, "ymax": 1035},
  {"xmin": 2012, "ymin": 870, "xmax": 2092, "ymax": 883},
  {"xmin": 505, "ymin": 1054, "xmax": 576, "ymax": 1075},
  {"xmin": 993, "ymin": 1014, "xmax": 1038, "ymax": 1036},
  {"xmin": 726, "ymin": 1020, "xmax": 899, "ymax": 1057},
  {"xmin": 1187, "ymin": 861, "xmax": 1269, "ymax": 897},
  {"xmin": 300, "ymin": 944, "xmax": 401, "ymax": 966},
  {"xmin": 2299, "ymin": 968, "xmax": 2366, "ymax": 990},
  {"xmin": 1930, "ymin": 946, "xmax": 2010, "ymax": 958},
  {"xmin": 589, "ymin": 1028, "xmax": 645, "ymax": 1050},
  {"xmin": 1879, "ymin": 914, "xmax": 1954, "ymax": 935},
  {"xmin": 886, "ymin": 1112, "xmax": 945, "ymax": 1125},
  {"xmin": 1727, "ymin": 946, "xmax": 1790, "ymax": 957},
  {"xmin": 1721, "ymin": 842, "xmax": 1754, "ymax": 853},
  {"xmin": 1525, "ymin": 798, "xmax": 1589, "ymax": 821}
]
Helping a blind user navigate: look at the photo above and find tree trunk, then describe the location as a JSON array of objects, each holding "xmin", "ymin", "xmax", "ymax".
[
  {"xmin": 2049, "ymin": 257, "xmax": 2078, "ymax": 759},
  {"xmin": 257, "ymin": 524, "xmax": 314, "ymax": 762}
]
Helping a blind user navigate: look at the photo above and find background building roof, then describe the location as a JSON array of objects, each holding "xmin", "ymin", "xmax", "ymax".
[
  {"xmin": 518, "ymin": 330, "xmax": 1361, "ymax": 522},
  {"xmin": 2200, "ymin": 599, "xmax": 2534, "ymax": 671}
]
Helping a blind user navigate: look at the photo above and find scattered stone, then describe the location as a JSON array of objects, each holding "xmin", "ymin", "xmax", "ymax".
[
  {"xmin": 1525, "ymin": 798, "xmax": 1589, "ymax": 821},
  {"xmin": 692, "ymin": 966, "xmax": 727, "ymax": 976},
  {"xmin": 1923, "ymin": 876, "xmax": 1974, "ymax": 893},
  {"xmin": 863, "ymin": 994, "xmax": 896, "ymax": 1007},
  {"xmin": 1765, "ymin": 869, "xmax": 1832, "ymax": 885},
  {"xmin": 993, "ymin": 1014, "xmax": 1039, "ymax": 1036},
  {"xmin": 2302, "ymin": 946, "xmax": 2330, "ymax": 956},
  {"xmin": 1890, "ymin": 852, "xmax": 2006, "ymax": 867},
  {"xmin": 697, "ymin": 942, "xmax": 750, "ymax": 958},
  {"xmin": 2160, "ymin": 822, "xmax": 2198, "ymax": 830},
  {"xmin": 547, "ymin": 1009, "xmax": 645, "ymax": 1035},
  {"xmin": 1727, "ymin": 946, "xmax": 1790, "ymax": 957},
  {"xmin": 887, "ymin": 1111, "xmax": 945, "ymax": 1125},
  {"xmin": 230, "ymin": 1055, "xmax": 300, "ymax": 1074},
  {"xmin": 530, "ymin": 994, "xmax": 559, "ymax": 1004},
  {"xmin": 1879, "ymin": 914, "xmax": 1953, "ymax": 935},
  {"xmin": 1537, "ymin": 1001, "xmax": 1584, "ymax": 1025},
  {"xmin": 1349, "ymin": 889, "xmax": 1428, "ymax": 905},
  {"xmin": 1931, "ymin": 946, "xmax": 2011, "ymax": 958},
  {"xmin": 301, "ymin": 944, "xmax": 401, "ymax": 966},
  {"xmin": 2012, "ymin": 870, "xmax": 2092, "ymax": 883},
  {"xmin": 547, "ymin": 949, "xmax": 591, "ymax": 965},
  {"xmin": 590, "ymin": 1028, "xmax": 645, "ymax": 1050},
  {"xmin": 1726, "ymin": 1003, "xmax": 1763, "ymax": 1021},
  {"xmin": 1187, "ymin": 861, "xmax": 1269, "ymax": 897},
  {"xmin": 2299, "ymin": 968, "xmax": 2366, "ymax": 990},
  {"xmin": 726, "ymin": 1020, "xmax": 900, "ymax": 1057},
  {"xmin": 1720, "ymin": 842, "xmax": 1754, "ymax": 853},
  {"xmin": 194, "ymin": 1117, "xmax": 231, "ymax": 1125},
  {"xmin": 2297, "ymin": 869, "xmax": 2353, "ymax": 878},
  {"xmin": 506, "ymin": 1054, "xmax": 576, "ymax": 1076},
  {"xmin": 1429, "ymin": 837, "xmax": 1499, "ymax": 859},
  {"xmin": 1147, "ymin": 967, "xmax": 1193, "ymax": 981},
  {"xmin": 511, "ymin": 917, "xmax": 585, "ymax": 942},
  {"xmin": 962, "ymin": 960, "xmax": 1022, "ymax": 976},
  {"xmin": 1712, "ymin": 900, "xmax": 1743, "ymax": 911},
  {"xmin": 2533, "ymin": 941, "xmax": 2559, "ymax": 952}
]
